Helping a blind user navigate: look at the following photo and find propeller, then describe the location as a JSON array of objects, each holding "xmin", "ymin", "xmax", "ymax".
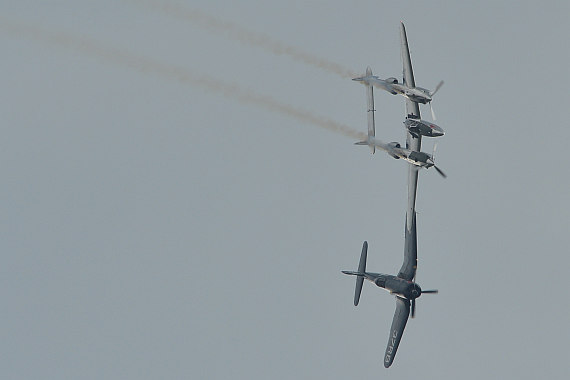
[
  {"xmin": 430, "ymin": 80, "xmax": 444, "ymax": 97},
  {"xmin": 433, "ymin": 165, "xmax": 447, "ymax": 178},
  {"xmin": 411, "ymin": 290, "xmax": 438, "ymax": 318},
  {"xmin": 410, "ymin": 269, "xmax": 438, "ymax": 319},
  {"xmin": 430, "ymin": 143, "xmax": 447, "ymax": 178},
  {"xmin": 411, "ymin": 272, "xmax": 418, "ymax": 318},
  {"xmin": 430, "ymin": 102, "xmax": 437, "ymax": 121},
  {"xmin": 427, "ymin": 80, "xmax": 443, "ymax": 121}
]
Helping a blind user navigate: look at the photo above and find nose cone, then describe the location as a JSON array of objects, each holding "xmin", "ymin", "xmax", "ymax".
[
  {"xmin": 411, "ymin": 284, "xmax": 422, "ymax": 299},
  {"xmin": 429, "ymin": 123, "xmax": 445, "ymax": 137}
]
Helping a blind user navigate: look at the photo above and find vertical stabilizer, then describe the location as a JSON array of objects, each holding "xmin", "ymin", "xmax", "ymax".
[{"xmin": 354, "ymin": 241, "xmax": 368, "ymax": 305}]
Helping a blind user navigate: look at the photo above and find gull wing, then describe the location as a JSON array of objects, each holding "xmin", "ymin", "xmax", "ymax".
[
  {"xmin": 398, "ymin": 212, "xmax": 417, "ymax": 281},
  {"xmin": 383, "ymin": 297, "xmax": 410, "ymax": 368}
]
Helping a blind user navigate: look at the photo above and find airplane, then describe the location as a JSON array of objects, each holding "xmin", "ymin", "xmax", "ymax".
[
  {"xmin": 354, "ymin": 67, "xmax": 444, "ymax": 146},
  {"xmin": 354, "ymin": 67, "xmax": 445, "ymax": 135},
  {"xmin": 343, "ymin": 22, "xmax": 441, "ymax": 368},
  {"xmin": 355, "ymin": 136, "xmax": 446, "ymax": 177},
  {"xmin": 354, "ymin": 61, "xmax": 445, "ymax": 177},
  {"xmin": 342, "ymin": 238, "xmax": 438, "ymax": 367},
  {"xmin": 353, "ymin": 67, "xmax": 444, "ymax": 120}
]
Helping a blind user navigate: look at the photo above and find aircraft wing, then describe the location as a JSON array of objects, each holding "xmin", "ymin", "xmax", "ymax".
[
  {"xmin": 400, "ymin": 21, "xmax": 421, "ymax": 148},
  {"xmin": 400, "ymin": 21, "xmax": 421, "ymax": 195},
  {"xmin": 383, "ymin": 297, "xmax": 410, "ymax": 368},
  {"xmin": 397, "ymin": 212, "xmax": 417, "ymax": 281},
  {"xmin": 400, "ymin": 22, "xmax": 421, "ymax": 277}
]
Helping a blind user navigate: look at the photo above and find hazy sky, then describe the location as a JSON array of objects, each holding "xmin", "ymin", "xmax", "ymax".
[{"xmin": 2, "ymin": 1, "xmax": 569, "ymax": 379}]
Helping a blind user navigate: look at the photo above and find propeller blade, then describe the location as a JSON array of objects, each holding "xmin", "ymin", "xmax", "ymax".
[
  {"xmin": 411, "ymin": 298, "xmax": 416, "ymax": 318},
  {"xmin": 430, "ymin": 80, "xmax": 444, "ymax": 96},
  {"xmin": 430, "ymin": 102, "xmax": 437, "ymax": 121},
  {"xmin": 433, "ymin": 165, "xmax": 447, "ymax": 178},
  {"xmin": 422, "ymin": 289, "xmax": 439, "ymax": 294}
]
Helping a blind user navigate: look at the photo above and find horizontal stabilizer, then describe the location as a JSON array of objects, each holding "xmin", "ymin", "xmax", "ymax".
[
  {"xmin": 341, "ymin": 271, "xmax": 365, "ymax": 276},
  {"xmin": 366, "ymin": 69, "xmax": 376, "ymax": 154},
  {"xmin": 353, "ymin": 67, "xmax": 376, "ymax": 154}
]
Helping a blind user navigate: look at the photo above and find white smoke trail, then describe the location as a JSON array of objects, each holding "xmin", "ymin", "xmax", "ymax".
[
  {"xmin": 130, "ymin": 0, "xmax": 359, "ymax": 79},
  {"xmin": 0, "ymin": 19, "xmax": 365, "ymax": 140}
]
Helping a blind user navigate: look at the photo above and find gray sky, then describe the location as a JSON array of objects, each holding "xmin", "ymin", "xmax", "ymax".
[{"xmin": 2, "ymin": 1, "xmax": 569, "ymax": 379}]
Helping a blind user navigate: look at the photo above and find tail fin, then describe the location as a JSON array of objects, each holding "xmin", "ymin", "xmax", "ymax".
[{"xmin": 342, "ymin": 241, "xmax": 368, "ymax": 306}]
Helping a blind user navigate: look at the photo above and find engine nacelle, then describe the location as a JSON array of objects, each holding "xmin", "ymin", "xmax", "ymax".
[
  {"xmin": 386, "ymin": 77, "xmax": 398, "ymax": 84},
  {"xmin": 388, "ymin": 142, "xmax": 401, "ymax": 149}
]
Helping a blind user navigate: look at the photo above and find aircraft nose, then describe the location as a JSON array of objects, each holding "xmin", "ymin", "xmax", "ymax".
[
  {"xmin": 411, "ymin": 284, "xmax": 421, "ymax": 298},
  {"xmin": 430, "ymin": 125, "xmax": 445, "ymax": 136}
]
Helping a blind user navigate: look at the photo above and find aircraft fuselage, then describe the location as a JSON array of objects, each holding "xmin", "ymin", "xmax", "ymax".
[
  {"xmin": 362, "ymin": 272, "xmax": 422, "ymax": 300},
  {"xmin": 404, "ymin": 118, "xmax": 445, "ymax": 138}
]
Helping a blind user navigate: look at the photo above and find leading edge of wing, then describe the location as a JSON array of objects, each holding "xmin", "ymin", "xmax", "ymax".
[
  {"xmin": 400, "ymin": 22, "xmax": 416, "ymax": 89},
  {"xmin": 397, "ymin": 211, "xmax": 417, "ymax": 281},
  {"xmin": 400, "ymin": 22, "xmax": 422, "ymax": 149},
  {"xmin": 384, "ymin": 297, "xmax": 410, "ymax": 368}
]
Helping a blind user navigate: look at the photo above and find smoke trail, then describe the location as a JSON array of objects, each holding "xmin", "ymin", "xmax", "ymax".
[
  {"xmin": 131, "ymin": 0, "xmax": 359, "ymax": 79},
  {"xmin": 0, "ymin": 19, "xmax": 365, "ymax": 140}
]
